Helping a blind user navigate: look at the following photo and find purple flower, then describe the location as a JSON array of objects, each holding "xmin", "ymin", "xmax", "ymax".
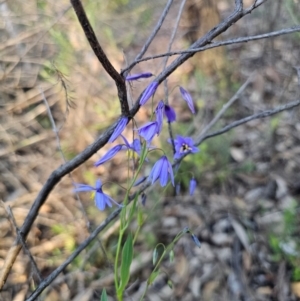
[
  {"xmin": 140, "ymin": 82, "xmax": 159, "ymax": 105},
  {"xmin": 74, "ymin": 179, "xmax": 121, "ymax": 211},
  {"xmin": 179, "ymin": 86, "xmax": 195, "ymax": 114},
  {"xmin": 94, "ymin": 144, "xmax": 124, "ymax": 166},
  {"xmin": 148, "ymin": 155, "xmax": 174, "ymax": 187},
  {"xmin": 155, "ymin": 100, "xmax": 164, "ymax": 134},
  {"xmin": 109, "ymin": 116, "xmax": 128, "ymax": 143},
  {"xmin": 138, "ymin": 121, "xmax": 158, "ymax": 143},
  {"xmin": 120, "ymin": 135, "xmax": 142, "ymax": 156},
  {"xmin": 191, "ymin": 234, "xmax": 201, "ymax": 248},
  {"xmin": 189, "ymin": 178, "xmax": 197, "ymax": 196},
  {"xmin": 173, "ymin": 135, "xmax": 199, "ymax": 159},
  {"xmin": 126, "ymin": 72, "xmax": 153, "ymax": 81},
  {"xmin": 164, "ymin": 104, "xmax": 176, "ymax": 122}
]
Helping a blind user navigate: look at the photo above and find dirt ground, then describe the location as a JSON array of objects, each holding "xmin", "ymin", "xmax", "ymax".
[{"xmin": 1, "ymin": 0, "xmax": 300, "ymax": 300}]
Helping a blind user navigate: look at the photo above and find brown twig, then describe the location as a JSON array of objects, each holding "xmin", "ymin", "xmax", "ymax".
[
  {"xmin": 70, "ymin": 0, "xmax": 129, "ymax": 115},
  {"xmin": 122, "ymin": 25, "xmax": 300, "ymax": 72},
  {"xmin": 1, "ymin": 202, "xmax": 42, "ymax": 285}
]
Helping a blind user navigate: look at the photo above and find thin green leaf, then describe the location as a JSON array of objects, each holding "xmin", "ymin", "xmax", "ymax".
[
  {"xmin": 100, "ymin": 288, "xmax": 108, "ymax": 301},
  {"xmin": 118, "ymin": 233, "xmax": 133, "ymax": 292},
  {"xmin": 152, "ymin": 244, "xmax": 165, "ymax": 266},
  {"xmin": 148, "ymin": 270, "xmax": 160, "ymax": 285}
]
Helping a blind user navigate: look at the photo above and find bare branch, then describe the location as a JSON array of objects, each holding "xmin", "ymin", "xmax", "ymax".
[
  {"xmin": 129, "ymin": 0, "xmax": 174, "ymax": 70},
  {"xmin": 122, "ymin": 25, "xmax": 300, "ymax": 69},
  {"xmin": 197, "ymin": 99, "xmax": 300, "ymax": 145},
  {"xmin": 197, "ymin": 73, "xmax": 255, "ymax": 139},
  {"xmin": 1, "ymin": 203, "xmax": 42, "ymax": 285},
  {"xmin": 163, "ymin": 0, "xmax": 187, "ymax": 154},
  {"xmin": 70, "ymin": 0, "xmax": 129, "ymax": 115}
]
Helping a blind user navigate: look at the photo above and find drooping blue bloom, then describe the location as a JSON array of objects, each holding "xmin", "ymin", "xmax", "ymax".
[
  {"xmin": 126, "ymin": 72, "xmax": 153, "ymax": 81},
  {"xmin": 140, "ymin": 82, "xmax": 159, "ymax": 105},
  {"xmin": 94, "ymin": 144, "xmax": 124, "ymax": 166},
  {"xmin": 120, "ymin": 135, "xmax": 142, "ymax": 156},
  {"xmin": 191, "ymin": 233, "xmax": 201, "ymax": 248},
  {"xmin": 155, "ymin": 100, "xmax": 164, "ymax": 134},
  {"xmin": 148, "ymin": 155, "xmax": 174, "ymax": 187},
  {"xmin": 173, "ymin": 135, "xmax": 199, "ymax": 159},
  {"xmin": 179, "ymin": 86, "xmax": 195, "ymax": 114},
  {"xmin": 164, "ymin": 104, "xmax": 176, "ymax": 122},
  {"xmin": 74, "ymin": 179, "xmax": 121, "ymax": 211},
  {"xmin": 108, "ymin": 116, "xmax": 128, "ymax": 143},
  {"xmin": 189, "ymin": 178, "xmax": 197, "ymax": 196},
  {"xmin": 138, "ymin": 121, "xmax": 158, "ymax": 143}
]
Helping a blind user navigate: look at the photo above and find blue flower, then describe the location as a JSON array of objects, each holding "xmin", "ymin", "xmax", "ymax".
[
  {"xmin": 179, "ymin": 87, "xmax": 195, "ymax": 114},
  {"xmin": 126, "ymin": 72, "xmax": 153, "ymax": 81},
  {"xmin": 189, "ymin": 178, "xmax": 197, "ymax": 196},
  {"xmin": 140, "ymin": 82, "xmax": 159, "ymax": 105},
  {"xmin": 74, "ymin": 179, "xmax": 121, "ymax": 211},
  {"xmin": 148, "ymin": 155, "xmax": 174, "ymax": 187},
  {"xmin": 120, "ymin": 135, "xmax": 142, "ymax": 156},
  {"xmin": 155, "ymin": 100, "xmax": 164, "ymax": 134},
  {"xmin": 94, "ymin": 144, "xmax": 124, "ymax": 166},
  {"xmin": 109, "ymin": 116, "xmax": 128, "ymax": 143},
  {"xmin": 191, "ymin": 234, "xmax": 201, "ymax": 248},
  {"xmin": 173, "ymin": 135, "xmax": 199, "ymax": 159},
  {"xmin": 138, "ymin": 121, "xmax": 158, "ymax": 143},
  {"xmin": 164, "ymin": 104, "xmax": 176, "ymax": 122}
]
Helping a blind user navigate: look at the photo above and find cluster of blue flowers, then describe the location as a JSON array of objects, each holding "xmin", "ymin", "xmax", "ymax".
[{"xmin": 74, "ymin": 73, "xmax": 199, "ymax": 211}]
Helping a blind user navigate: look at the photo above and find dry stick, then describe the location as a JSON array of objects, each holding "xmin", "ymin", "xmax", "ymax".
[
  {"xmin": 122, "ymin": 25, "xmax": 300, "ymax": 72},
  {"xmin": 129, "ymin": 0, "xmax": 174, "ymax": 70},
  {"xmin": 197, "ymin": 99, "xmax": 300, "ymax": 145},
  {"xmin": 26, "ymin": 97, "xmax": 300, "ymax": 301},
  {"xmin": 40, "ymin": 89, "xmax": 89, "ymax": 225},
  {"xmin": 70, "ymin": 0, "xmax": 129, "ymax": 116},
  {"xmin": 196, "ymin": 73, "xmax": 255, "ymax": 140},
  {"xmin": 162, "ymin": 0, "xmax": 187, "ymax": 155},
  {"xmin": 40, "ymin": 89, "xmax": 112, "ymax": 270},
  {"xmin": 0, "ymin": 0, "xmax": 265, "ymax": 290},
  {"xmin": 1, "ymin": 203, "xmax": 42, "ymax": 284},
  {"xmin": 1, "ymin": 5, "xmax": 72, "ymax": 81}
]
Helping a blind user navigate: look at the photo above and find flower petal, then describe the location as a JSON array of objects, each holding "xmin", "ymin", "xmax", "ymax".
[
  {"xmin": 155, "ymin": 100, "xmax": 164, "ymax": 134},
  {"xmin": 179, "ymin": 86, "xmax": 195, "ymax": 114},
  {"xmin": 189, "ymin": 178, "xmax": 197, "ymax": 196},
  {"xmin": 139, "ymin": 82, "xmax": 159, "ymax": 105},
  {"xmin": 164, "ymin": 104, "xmax": 176, "ymax": 122},
  {"xmin": 73, "ymin": 184, "xmax": 95, "ymax": 192},
  {"xmin": 138, "ymin": 121, "xmax": 158, "ymax": 143},
  {"xmin": 94, "ymin": 145, "xmax": 123, "ymax": 166},
  {"xmin": 148, "ymin": 159, "xmax": 163, "ymax": 184},
  {"xmin": 166, "ymin": 159, "xmax": 175, "ymax": 186},
  {"xmin": 95, "ymin": 190, "xmax": 106, "ymax": 211},
  {"xmin": 126, "ymin": 72, "xmax": 153, "ymax": 81},
  {"xmin": 109, "ymin": 116, "xmax": 128, "ymax": 143}
]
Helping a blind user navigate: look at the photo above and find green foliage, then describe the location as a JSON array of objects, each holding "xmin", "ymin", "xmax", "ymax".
[
  {"xmin": 118, "ymin": 233, "xmax": 133, "ymax": 295},
  {"xmin": 268, "ymin": 202, "xmax": 300, "ymax": 281},
  {"xmin": 100, "ymin": 288, "xmax": 108, "ymax": 301}
]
